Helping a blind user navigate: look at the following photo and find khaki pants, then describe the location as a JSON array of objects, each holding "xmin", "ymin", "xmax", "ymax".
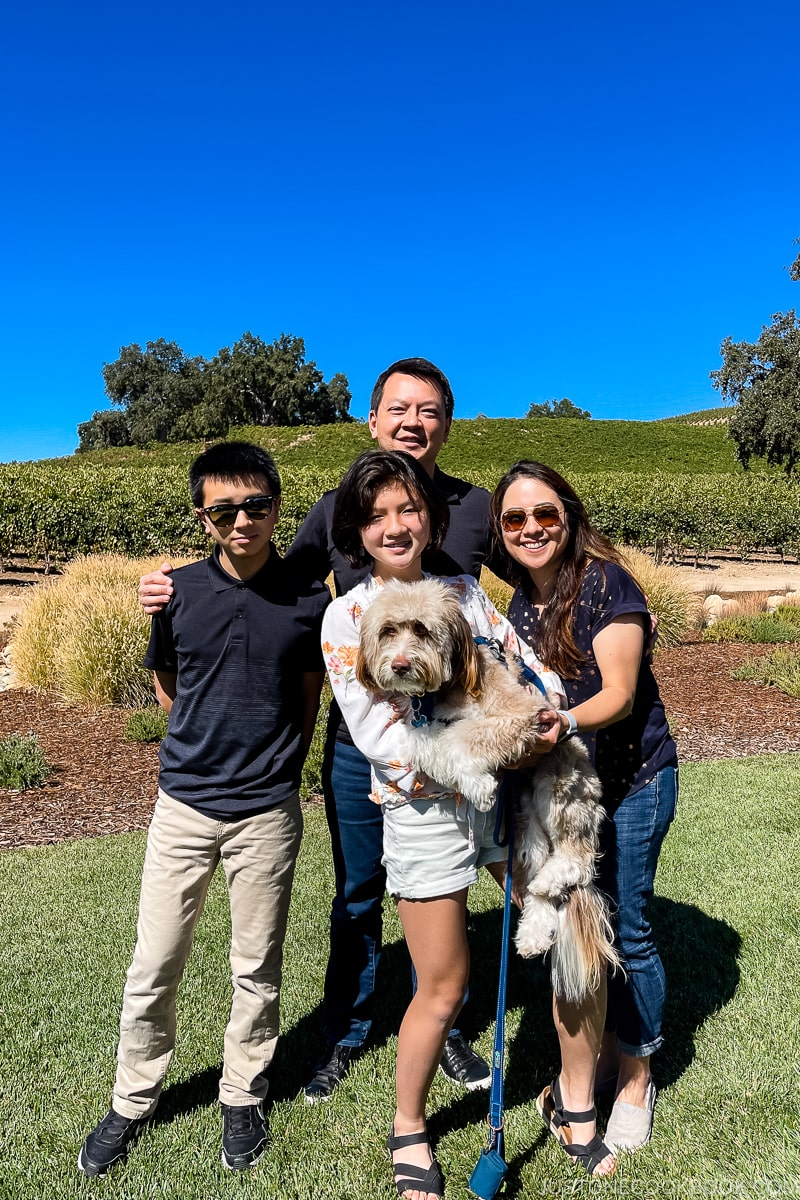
[{"xmin": 112, "ymin": 788, "xmax": 302, "ymax": 1117}]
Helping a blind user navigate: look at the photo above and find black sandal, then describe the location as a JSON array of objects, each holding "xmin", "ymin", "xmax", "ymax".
[
  {"xmin": 536, "ymin": 1075, "xmax": 616, "ymax": 1177},
  {"xmin": 386, "ymin": 1125, "xmax": 445, "ymax": 1198}
]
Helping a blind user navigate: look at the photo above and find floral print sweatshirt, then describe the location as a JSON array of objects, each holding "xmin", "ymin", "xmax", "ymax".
[{"xmin": 321, "ymin": 572, "xmax": 562, "ymax": 809}]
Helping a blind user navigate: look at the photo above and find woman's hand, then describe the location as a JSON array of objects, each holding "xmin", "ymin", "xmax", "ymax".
[{"xmin": 506, "ymin": 708, "xmax": 561, "ymax": 767}]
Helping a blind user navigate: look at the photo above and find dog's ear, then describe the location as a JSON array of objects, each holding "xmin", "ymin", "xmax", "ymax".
[
  {"xmin": 451, "ymin": 613, "xmax": 482, "ymax": 699},
  {"xmin": 355, "ymin": 646, "xmax": 378, "ymax": 693}
]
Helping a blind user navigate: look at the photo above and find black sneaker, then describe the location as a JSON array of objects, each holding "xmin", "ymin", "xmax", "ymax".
[
  {"xmin": 303, "ymin": 1043, "xmax": 356, "ymax": 1104},
  {"xmin": 77, "ymin": 1108, "xmax": 148, "ymax": 1177},
  {"xmin": 221, "ymin": 1102, "xmax": 268, "ymax": 1171},
  {"xmin": 439, "ymin": 1033, "xmax": 491, "ymax": 1091}
]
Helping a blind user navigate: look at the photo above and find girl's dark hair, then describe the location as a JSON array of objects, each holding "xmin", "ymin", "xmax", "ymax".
[
  {"xmin": 332, "ymin": 450, "xmax": 450, "ymax": 567},
  {"xmin": 489, "ymin": 460, "xmax": 624, "ymax": 678}
]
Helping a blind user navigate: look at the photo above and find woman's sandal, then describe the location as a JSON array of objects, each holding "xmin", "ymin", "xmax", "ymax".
[
  {"xmin": 536, "ymin": 1075, "xmax": 616, "ymax": 1177},
  {"xmin": 386, "ymin": 1125, "xmax": 445, "ymax": 1199}
]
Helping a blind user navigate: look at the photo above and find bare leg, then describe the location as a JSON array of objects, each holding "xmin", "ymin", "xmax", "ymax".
[
  {"xmin": 615, "ymin": 1050, "xmax": 652, "ymax": 1106},
  {"xmin": 392, "ymin": 890, "xmax": 469, "ymax": 1200},
  {"xmin": 596, "ymin": 1035, "xmax": 653, "ymax": 1106},
  {"xmin": 551, "ymin": 977, "xmax": 616, "ymax": 1176}
]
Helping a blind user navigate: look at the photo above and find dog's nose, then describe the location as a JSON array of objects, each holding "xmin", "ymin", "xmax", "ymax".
[{"xmin": 391, "ymin": 654, "xmax": 410, "ymax": 675}]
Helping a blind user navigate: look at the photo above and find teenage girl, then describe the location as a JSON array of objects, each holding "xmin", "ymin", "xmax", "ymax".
[{"xmin": 321, "ymin": 449, "xmax": 562, "ymax": 1200}]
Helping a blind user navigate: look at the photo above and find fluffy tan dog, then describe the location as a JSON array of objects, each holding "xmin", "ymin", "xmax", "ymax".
[{"xmin": 357, "ymin": 578, "xmax": 620, "ymax": 1002}]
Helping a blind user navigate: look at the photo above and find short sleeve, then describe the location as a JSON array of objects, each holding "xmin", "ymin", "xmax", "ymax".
[{"xmin": 143, "ymin": 610, "xmax": 177, "ymax": 673}]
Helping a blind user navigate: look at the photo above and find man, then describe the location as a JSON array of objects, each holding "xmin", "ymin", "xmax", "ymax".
[
  {"xmin": 79, "ymin": 443, "xmax": 330, "ymax": 1176},
  {"xmin": 138, "ymin": 359, "xmax": 503, "ymax": 1102}
]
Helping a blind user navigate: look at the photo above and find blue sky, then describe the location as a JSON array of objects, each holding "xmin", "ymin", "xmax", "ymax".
[{"xmin": 2, "ymin": 0, "xmax": 798, "ymax": 462}]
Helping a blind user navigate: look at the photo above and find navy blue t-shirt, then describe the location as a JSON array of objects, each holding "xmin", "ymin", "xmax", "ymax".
[
  {"xmin": 508, "ymin": 560, "xmax": 677, "ymax": 811},
  {"xmin": 144, "ymin": 547, "xmax": 330, "ymax": 819}
]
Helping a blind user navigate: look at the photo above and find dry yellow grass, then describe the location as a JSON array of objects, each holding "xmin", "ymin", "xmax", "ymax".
[
  {"xmin": 11, "ymin": 554, "xmax": 197, "ymax": 706},
  {"xmin": 617, "ymin": 547, "xmax": 699, "ymax": 646}
]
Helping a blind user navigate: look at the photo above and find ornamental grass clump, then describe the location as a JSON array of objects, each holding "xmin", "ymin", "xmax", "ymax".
[
  {"xmin": 11, "ymin": 554, "xmax": 193, "ymax": 707},
  {"xmin": 703, "ymin": 610, "xmax": 800, "ymax": 645},
  {"xmin": 731, "ymin": 648, "xmax": 800, "ymax": 698},
  {"xmin": 0, "ymin": 733, "xmax": 51, "ymax": 790},
  {"xmin": 124, "ymin": 706, "xmax": 169, "ymax": 743},
  {"xmin": 618, "ymin": 547, "xmax": 699, "ymax": 647}
]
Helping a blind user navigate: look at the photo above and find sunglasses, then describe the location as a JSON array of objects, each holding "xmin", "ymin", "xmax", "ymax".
[
  {"xmin": 500, "ymin": 504, "xmax": 564, "ymax": 533},
  {"xmin": 200, "ymin": 496, "xmax": 275, "ymax": 528}
]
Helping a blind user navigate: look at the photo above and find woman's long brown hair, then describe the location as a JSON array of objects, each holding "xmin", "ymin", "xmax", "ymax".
[{"xmin": 489, "ymin": 461, "xmax": 624, "ymax": 678}]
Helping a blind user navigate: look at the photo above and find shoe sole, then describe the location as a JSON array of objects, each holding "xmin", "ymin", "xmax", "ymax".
[
  {"xmin": 303, "ymin": 1090, "xmax": 335, "ymax": 1105},
  {"xmin": 77, "ymin": 1147, "xmax": 122, "ymax": 1178},
  {"xmin": 438, "ymin": 1065, "xmax": 491, "ymax": 1091},
  {"xmin": 221, "ymin": 1140, "xmax": 268, "ymax": 1172}
]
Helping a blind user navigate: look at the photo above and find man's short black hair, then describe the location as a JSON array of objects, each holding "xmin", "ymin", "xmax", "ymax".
[
  {"xmin": 331, "ymin": 449, "xmax": 450, "ymax": 567},
  {"xmin": 189, "ymin": 442, "xmax": 282, "ymax": 508},
  {"xmin": 369, "ymin": 357, "xmax": 455, "ymax": 423}
]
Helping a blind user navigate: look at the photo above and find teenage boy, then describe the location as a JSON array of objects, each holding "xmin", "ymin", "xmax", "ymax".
[
  {"xmin": 79, "ymin": 442, "xmax": 330, "ymax": 1177},
  {"xmin": 138, "ymin": 359, "xmax": 503, "ymax": 1102}
]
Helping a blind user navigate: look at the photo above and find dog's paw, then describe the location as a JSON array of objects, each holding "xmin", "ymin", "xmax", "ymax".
[
  {"xmin": 463, "ymin": 773, "xmax": 500, "ymax": 811},
  {"xmin": 515, "ymin": 898, "xmax": 559, "ymax": 957},
  {"xmin": 528, "ymin": 852, "xmax": 584, "ymax": 898}
]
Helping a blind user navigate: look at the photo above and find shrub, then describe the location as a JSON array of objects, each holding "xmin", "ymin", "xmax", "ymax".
[
  {"xmin": 11, "ymin": 554, "xmax": 194, "ymax": 706},
  {"xmin": 703, "ymin": 611, "xmax": 800, "ymax": 644},
  {"xmin": 731, "ymin": 648, "xmax": 800, "ymax": 698},
  {"xmin": 617, "ymin": 547, "xmax": 699, "ymax": 648},
  {"xmin": 0, "ymin": 733, "xmax": 51, "ymax": 790},
  {"xmin": 125, "ymin": 706, "xmax": 169, "ymax": 743}
]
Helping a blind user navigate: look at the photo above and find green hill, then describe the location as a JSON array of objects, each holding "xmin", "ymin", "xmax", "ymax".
[{"xmin": 50, "ymin": 410, "xmax": 750, "ymax": 478}]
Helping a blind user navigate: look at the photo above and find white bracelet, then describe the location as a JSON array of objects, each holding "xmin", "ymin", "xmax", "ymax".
[{"xmin": 557, "ymin": 710, "xmax": 578, "ymax": 742}]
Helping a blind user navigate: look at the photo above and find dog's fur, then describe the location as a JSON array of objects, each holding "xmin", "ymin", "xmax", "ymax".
[{"xmin": 357, "ymin": 578, "xmax": 620, "ymax": 1002}]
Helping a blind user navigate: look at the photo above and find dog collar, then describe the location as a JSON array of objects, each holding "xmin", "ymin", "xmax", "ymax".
[{"xmin": 410, "ymin": 693, "xmax": 437, "ymax": 727}]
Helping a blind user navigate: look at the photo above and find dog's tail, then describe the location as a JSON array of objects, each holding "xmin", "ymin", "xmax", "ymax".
[{"xmin": 550, "ymin": 885, "xmax": 623, "ymax": 1005}]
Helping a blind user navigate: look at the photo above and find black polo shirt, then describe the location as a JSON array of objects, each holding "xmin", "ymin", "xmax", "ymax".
[{"xmin": 144, "ymin": 546, "xmax": 330, "ymax": 819}]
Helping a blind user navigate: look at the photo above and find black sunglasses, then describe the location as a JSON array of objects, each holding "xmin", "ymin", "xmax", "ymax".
[{"xmin": 200, "ymin": 496, "xmax": 275, "ymax": 528}]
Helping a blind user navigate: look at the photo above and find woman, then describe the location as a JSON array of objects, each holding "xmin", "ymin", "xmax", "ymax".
[
  {"xmin": 490, "ymin": 460, "xmax": 678, "ymax": 1160},
  {"xmin": 321, "ymin": 449, "xmax": 562, "ymax": 1200}
]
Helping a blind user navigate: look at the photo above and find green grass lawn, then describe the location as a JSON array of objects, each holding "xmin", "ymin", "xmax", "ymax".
[{"xmin": 2, "ymin": 756, "xmax": 799, "ymax": 1199}]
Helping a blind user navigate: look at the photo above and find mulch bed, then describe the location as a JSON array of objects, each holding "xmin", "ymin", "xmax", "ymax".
[{"xmin": 2, "ymin": 637, "xmax": 799, "ymax": 851}]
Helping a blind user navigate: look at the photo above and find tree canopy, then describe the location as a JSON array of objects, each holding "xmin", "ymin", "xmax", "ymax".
[
  {"xmin": 711, "ymin": 244, "xmax": 800, "ymax": 474},
  {"xmin": 526, "ymin": 397, "xmax": 592, "ymax": 420},
  {"xmin": 78, "ymin": 333, "xmax": 352, "ymax": 451}
]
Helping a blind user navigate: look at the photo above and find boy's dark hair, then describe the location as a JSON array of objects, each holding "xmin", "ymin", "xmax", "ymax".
[
  {"xmin": 332, "ymin": 450, "xmax": 450, "ymax": 567},
  {"xmin": 369, "ymin": 357, "xmax": 455, "ymax": 423},
  {"xmin": 189, "ymin": 442, "xmax": 282, "ymax": 508}
]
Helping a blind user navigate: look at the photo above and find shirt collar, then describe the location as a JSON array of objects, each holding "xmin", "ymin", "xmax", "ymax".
[{"xmin": 206, "ymin": 545, "xmax": 280, "ymax": 592}]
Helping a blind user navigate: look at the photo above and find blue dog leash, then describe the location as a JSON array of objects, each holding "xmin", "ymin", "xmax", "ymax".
[
  {"xmin": 473, "ymin": 636, "xmax": 548, "ymax": 697},
  {"xmin": 469, "ymin": 776, "xmax": 516, "ymax": 1198}
]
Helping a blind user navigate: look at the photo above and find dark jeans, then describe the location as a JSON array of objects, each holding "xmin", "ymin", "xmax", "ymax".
[
  {"xmin": 598, "ymin": 764, "xmax": 678, "ymax": 1057},
  {"xmin": 321, "ymin": 737, "xmax": 465, "ymax": 1048}
]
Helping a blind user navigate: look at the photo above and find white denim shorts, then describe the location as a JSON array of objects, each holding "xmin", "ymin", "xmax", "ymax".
[{"xmin": 382, "ymin": 795, "xmax": 507, "ymax": 900}]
